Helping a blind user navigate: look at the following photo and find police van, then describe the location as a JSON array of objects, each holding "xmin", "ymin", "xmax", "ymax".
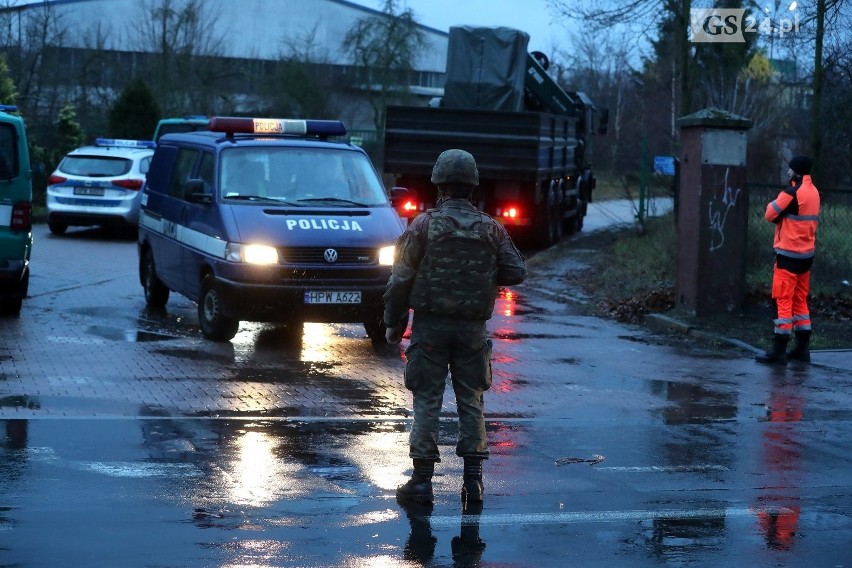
[
  {"xmin": 137, "ymin": 117, "xmax": 406, "ymax": 341},
  {"xmin": 0, "ymin": 105, "xmax": 32, "ymax": 316}
]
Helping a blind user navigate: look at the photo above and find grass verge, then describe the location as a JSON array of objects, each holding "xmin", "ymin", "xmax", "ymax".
[{"xmin": 557, "ymin": 213, "xmax": 852, "ymax": 351}]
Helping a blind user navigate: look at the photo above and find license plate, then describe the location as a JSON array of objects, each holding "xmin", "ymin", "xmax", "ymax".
[
  {"xmin": 74, "ymin": 186, "xmax": 105, "ymax": 196},
  {"xmin": 304, "ymin": 291, "xmax": 361, "ymax": 304}
]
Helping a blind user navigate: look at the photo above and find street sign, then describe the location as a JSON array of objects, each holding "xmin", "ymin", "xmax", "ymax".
[{"xmin": 654, "ymin": 155, "xmax": 676, "ymax": 175}]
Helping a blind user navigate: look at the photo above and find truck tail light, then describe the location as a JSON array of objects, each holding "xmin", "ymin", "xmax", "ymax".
[
  {"xmin": 11, "ymin": 202, "xmax": 31, "ymax": 232},
  {"xmin": 402, "ymin": 200, "xmax": 419, "ymax": 215},
  {"xmin": 502, "ymin": 207, "xmax": 519, "ymax": 219},
  {"xmin": 112, "ymin": 178, "xmax": 144, "ymax": 191}
]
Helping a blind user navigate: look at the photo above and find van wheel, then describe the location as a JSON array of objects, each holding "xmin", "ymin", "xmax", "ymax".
[
  {"xmin": 48, "ymin": 222, "xmax": 67, "ymax": 235},
  {"xmin": 141, "ymin": 249, "xmax": 170, "ymax": 307},
  {"xmin": 198, "ymin": 276, "xmax": 239, "ymax": 341},
  {"xmin": 0, "ymin": 295, "xmax": 23, "ymax": 316},
  {"xmin": 363, "ymin": 318, "xmax": 386, "ymax": 342},
  {"xmin": 366, "ymin": 310, "xmax": 408, "ymax": 343},
  {"xmin": 0, "ymin": 271, "xmax": 28, "ymax": 316}
]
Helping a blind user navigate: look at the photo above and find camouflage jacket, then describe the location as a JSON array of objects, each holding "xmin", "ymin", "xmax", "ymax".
[{"xmin": 383, "ymin": 198, "xmax": 527, "ymax": 325}]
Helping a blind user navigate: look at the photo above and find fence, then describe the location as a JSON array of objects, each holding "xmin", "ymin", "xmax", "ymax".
[{"xmin": 747, "ymin": 183, "xmax": 852, "ymax": 295}]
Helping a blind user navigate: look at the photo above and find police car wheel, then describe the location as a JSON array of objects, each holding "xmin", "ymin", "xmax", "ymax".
[
  {"xmin": 141, "ymin": 250, "xmax": 170, "ymax": 307},
  {"xmin": 198, "ymin": 276, "xmax": 239, "ymax": 341}
]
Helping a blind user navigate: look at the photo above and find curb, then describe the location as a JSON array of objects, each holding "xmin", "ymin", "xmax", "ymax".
[
  {"xmin": 643, "ymin": 313, "xmax": 762, "ymax": 354},
  {"xmin": 644, "ymin": 313, "xmax": 852, "ymax": 371}
]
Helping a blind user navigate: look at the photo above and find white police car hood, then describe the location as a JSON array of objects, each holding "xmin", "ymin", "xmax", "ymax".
[{"xmin": 226, "ymin": 205, "xmax": 405, "ymax": 247}]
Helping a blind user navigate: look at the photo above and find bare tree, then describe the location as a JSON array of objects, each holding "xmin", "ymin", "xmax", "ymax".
[
  {"xmin": 343, "ymin": 0, "xmax": 426, "ymax": 134},
  {"xmin": 552, "ymin": 27, "xmax": 638, "ymax": 173},
  {"xmin": 134, "ymin": 0, "xmax": 226, "ymax": 115},
  {"xmin": 259, "ymin": 26, "xmax": 342, "ymax": 120},
  {"xmin": 548, "ymin": 0, "xmax": 693, "ymax": 116},
  {"xmin": 0, "ymin": 53, "xmax": 15, "ymax": 104}
]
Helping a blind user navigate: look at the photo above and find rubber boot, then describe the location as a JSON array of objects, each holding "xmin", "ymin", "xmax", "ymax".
[
  {"xmin": 787, "ymin": 330, "xmax": 812, "ymax": 363},
  {"xmin": 755, "ymin": 333, "xmax": 790, "ymax": 365},
  {"xmin": 396, "ymin": 459, "xmax": 435, "ymax": 503},
  {"xmin": 461, "ymin": 457, "xmax": 484, "ymax": 503}
]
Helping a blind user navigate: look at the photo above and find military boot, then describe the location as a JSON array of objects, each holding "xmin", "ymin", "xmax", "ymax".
[
  {"xmin": 755, "ymin": 333, "xmax": 790, "ymax": 365},
  {"xmin": 396, "ymin": 459, "xmax": 435, "ymax": 503},
  {"xmin": 461, "ymin": 457, "xmax": 484, "ymax": 503},
  {"xmin": 787, "ymin": 330, "xmax": 812, "ymax": 363}
]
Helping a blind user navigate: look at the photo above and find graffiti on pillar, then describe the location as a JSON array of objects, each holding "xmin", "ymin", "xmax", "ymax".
[{"xmin": 708, "ymin": 167, "xmax": 742, "ymax": 252}]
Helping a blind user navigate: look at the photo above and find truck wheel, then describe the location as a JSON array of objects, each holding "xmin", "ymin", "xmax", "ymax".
[
  {"xmin": 198, "ymin": 276, "xmax": 239, "ymax": 341},
  {"xmin": 564, "ymin": 211, "xmax": 579, "ymax": 236},
  {"xmin": 534, "ymin": 206, "xmax": 555, "ymax": 248},
  {"xmin": 141, "ymin": 249, "xmax": 170, "ymax": 307},
  {"xmin": 552, "ymin": 205, "xmax": 565, "ymax": 242}
]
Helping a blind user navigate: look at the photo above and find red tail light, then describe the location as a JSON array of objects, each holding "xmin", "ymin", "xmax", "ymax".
[
  {"xmin": 502, "ymin": 207, "xmax": 519, "ymax": 219},
  {"xmin": 11, "ymin": 202, "xmax": 32, "ymax": 232},
  {"xmin": 112, "ymin": 178, "xmax": 144, "ymax": 191},
  {"xmin": 48, "ymin": 174, "xmax": 67, "ymax": 185}
]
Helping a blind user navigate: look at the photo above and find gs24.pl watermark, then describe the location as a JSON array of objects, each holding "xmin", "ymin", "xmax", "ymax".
[{"xmin": 690, "ymin": 8, "xmax": 800, "ymax": 43}]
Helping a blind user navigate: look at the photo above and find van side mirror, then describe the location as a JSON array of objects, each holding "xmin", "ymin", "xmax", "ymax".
[
  {"xmin": 184, "ymin": 178, "xmax": 211, "ymax": 204},
  {"xmin": 389, "ymin": 186, "xmax": 409, "ymax": 207}
]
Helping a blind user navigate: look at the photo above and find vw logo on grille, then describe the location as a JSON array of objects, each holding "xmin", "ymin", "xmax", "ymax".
[{"xmin": 323, "ymin": 248, "xmax": 339, "ymax": 263}]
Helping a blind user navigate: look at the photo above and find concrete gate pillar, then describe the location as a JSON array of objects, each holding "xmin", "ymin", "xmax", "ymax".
[{"xmin": 675, "ymin": 108, "xmax": 753, "ymax": 316}]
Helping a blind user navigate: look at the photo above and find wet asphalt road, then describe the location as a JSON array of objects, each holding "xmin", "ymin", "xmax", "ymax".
[{"xmin": 1, "ymin": 217, "xmax": 851, "ymax": 567}]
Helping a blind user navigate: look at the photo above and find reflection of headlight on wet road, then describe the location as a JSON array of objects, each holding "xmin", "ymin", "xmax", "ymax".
[
  {"xmin": 301, "ymin": 323, "xmax": 336, "ymax": 362},
  {"xmin": 344, "ymin": 429, "xmax": 408, "ymax": 491},
  {"xmin": 228, "ymin": 430, "xmax": 290, "ymax": 507}
]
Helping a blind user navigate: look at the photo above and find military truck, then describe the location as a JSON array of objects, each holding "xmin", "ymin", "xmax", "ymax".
[
  {"xmin": 383, "ymin": 26, "xmax": 606, "ymax": 247},
  {"xmin": 0, "ymin": 105, "xmax": 32, "ymax": 315}
]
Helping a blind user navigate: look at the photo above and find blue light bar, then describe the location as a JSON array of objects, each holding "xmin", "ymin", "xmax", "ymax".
[
  {"xmin": 0, "ymin": 104, "xmax": 19, "ymax": 113},
  {"xmin": 207, "ymin": 117, "xmax": 347, "ymax": 137},
  {"xmin": 95, "ymin": 138, "xmax": 157, "ymax": 149}
]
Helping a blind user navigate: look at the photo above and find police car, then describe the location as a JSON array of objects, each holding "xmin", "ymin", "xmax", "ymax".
[
  {"xmin": 137, "ymin": 117, "xmax": 406, "ymax": 342},
  {"xmin": 46, "ymin": 138, "xmax": 156, "ymax": 235}
]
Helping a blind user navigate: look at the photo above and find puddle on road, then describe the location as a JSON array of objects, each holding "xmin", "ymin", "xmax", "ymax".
[
  {"xmin": 492, "ymin": 331, "xmax": 583, "ymax": 341},
  {"xmin": 649, "ymin": 379, "xmax": 738, "ymax": 424},
  {"xmin": 87, "ymin": 325, "xmax": 179, "ymax": 342}
]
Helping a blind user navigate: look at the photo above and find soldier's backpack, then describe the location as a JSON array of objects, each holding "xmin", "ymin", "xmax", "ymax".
[{"xmin": 409, "ymin": 208, "xmax": 498, "ymax": 319}]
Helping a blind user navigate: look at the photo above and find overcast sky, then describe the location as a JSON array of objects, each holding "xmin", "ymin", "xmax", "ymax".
[{"xmin": 349, "ymin": 0, "xmax": 573, "ymax": 53}]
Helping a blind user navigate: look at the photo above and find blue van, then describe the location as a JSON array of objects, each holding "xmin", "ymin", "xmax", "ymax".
[{"xmin": 137, "ymin": 117, "xmax": 406, "ymax": 341}]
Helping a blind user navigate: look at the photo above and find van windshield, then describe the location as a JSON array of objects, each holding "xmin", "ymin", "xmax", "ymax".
[{"xmin": 220, "ymin": 147, "xmax": 389, "ymax": 206}]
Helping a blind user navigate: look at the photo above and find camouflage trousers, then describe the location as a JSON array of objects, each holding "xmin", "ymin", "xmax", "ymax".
[{"xmin": 403, "ymin": 314, "xmax": 493, "ymax": 461}]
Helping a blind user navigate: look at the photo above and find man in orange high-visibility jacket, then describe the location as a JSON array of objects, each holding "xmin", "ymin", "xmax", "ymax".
[{"xmin": 756, "ymin": 156, "xmax": 820, "ymax": 365}]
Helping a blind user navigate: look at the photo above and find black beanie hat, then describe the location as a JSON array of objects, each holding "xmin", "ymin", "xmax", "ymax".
[{"xmin": 789, "ymin": 156, "xmax": 812, "ymax": 176}]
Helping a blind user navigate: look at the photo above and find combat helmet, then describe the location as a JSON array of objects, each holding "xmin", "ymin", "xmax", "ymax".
[{"xmin": 431, "ymin": 149, "xmax": 479, "ymax": 187}]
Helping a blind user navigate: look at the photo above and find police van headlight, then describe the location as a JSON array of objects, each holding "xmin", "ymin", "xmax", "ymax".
[
  {"xmin": 225, "ymin": 243, "xmax": 279, "ymax": 265},
  {"xmin": 378, "ymin": 245, "xmax": 395, "ymax": 266}
]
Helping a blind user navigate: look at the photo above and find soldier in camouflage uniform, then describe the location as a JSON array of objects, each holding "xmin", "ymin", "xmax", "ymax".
[{"xmin": 383, "ymin": 149, "xmax": 527, "ymax": 505}]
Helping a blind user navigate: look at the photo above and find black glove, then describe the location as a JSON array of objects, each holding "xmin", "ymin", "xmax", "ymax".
[{"xmin": 784, "ymin": 179, "xmax": 801, "ymax": 196}]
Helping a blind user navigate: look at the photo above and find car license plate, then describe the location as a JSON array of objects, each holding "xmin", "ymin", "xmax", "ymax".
[
  {"xmin": 74, "ymin": 186, "xmax": 105, "ymax": 196},
  {"xmin": 304, "ymin": 291, "xmax": 361, "ymax": 304}
]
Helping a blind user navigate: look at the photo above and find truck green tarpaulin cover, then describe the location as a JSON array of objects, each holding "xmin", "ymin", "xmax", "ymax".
[{"xmin": 442, "ymin": 26, "xmax": 529, "ymax": 112}]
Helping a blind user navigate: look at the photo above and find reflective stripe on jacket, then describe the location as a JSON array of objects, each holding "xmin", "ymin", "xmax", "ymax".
[{"xmin": 765, "ymin": 175, "xmax": 820, "ymax": 259}]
